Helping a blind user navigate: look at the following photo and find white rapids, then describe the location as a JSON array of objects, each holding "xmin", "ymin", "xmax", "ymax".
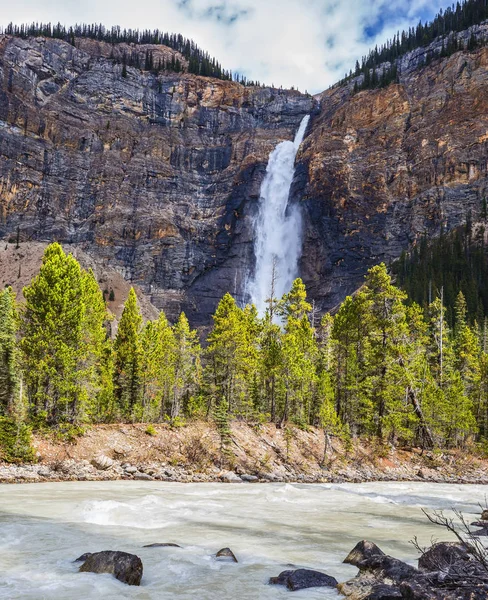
[
  {"xmin": 0, "ymin": 481, "xmax": 484, "ymax": 599},
  {"xmin": 248, "ymin": 115, "xmax": 310, "ymax": 315}
]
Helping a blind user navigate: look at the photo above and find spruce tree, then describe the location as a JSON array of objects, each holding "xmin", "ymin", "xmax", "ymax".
[
  {"xmin": 113, "ymin": 288, "xmax": 143, "ymax": 420},
  {"xmin": 21, "ymin": 243, "xmax": 86, "ymax": 425},
  {"xmin": 172, "ymin": 312, "xmax": 201, "ymax": 420},
  {"xmin": 0, "ymin": 287, "xmax": 18, "ymax": 415}
]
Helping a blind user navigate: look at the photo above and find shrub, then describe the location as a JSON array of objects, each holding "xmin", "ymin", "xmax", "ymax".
[
  {"xmin": 145, "ymin": 424, "xmax": 157, "ymax": 436},
  {"xmin": 0, "ymin": 417, "xmax": 35, "ymax": 463}
]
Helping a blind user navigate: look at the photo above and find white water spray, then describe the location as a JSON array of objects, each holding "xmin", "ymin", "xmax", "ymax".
[{"xmin": 248, "ymin": 115, "xmax": 310, "ymax": 315}]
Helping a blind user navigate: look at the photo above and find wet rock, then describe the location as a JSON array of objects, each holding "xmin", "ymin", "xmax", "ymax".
[
  {"xmin": 269, "ymin": 570, "xmax": 293, "ymax": 585},
  {"xmin": 482, "ymin": 509, "xmax": 488, "ymax": 521},
  {"xmin": 344, "ymin": 540, "xmax": 386, "ymax": 566},
  {"xmin": 270, "ymin": 569, "xmax": 338, "ymax": 591},
  {"xmin": 143, "ymin": 543, "xmax": 181, "ymax": 548},
  {"xmin": 74, "ymin": 552, "xmax": 93, "ymax": 562},
  {"xmin": 78, "ymin": 550, "xmax": 143, "ymax": 586},
  {"xmin": 215, "ymin": 548, "xmax": 238, "ymax": 562},
  {"xmin": 357, "ymin": 555, "xmax": 418, "ymax": 582},
  {"xmin": 240, "ymin": 474, "xmax": 258, "ymax": 482},
  {"xmin": 91, "ymin": 455, "xmax": 114, "ymax": 471}
]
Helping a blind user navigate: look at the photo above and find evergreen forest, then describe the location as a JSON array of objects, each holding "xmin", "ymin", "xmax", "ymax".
[
  {"xmin": 339, "ymin": 0, "xmax": 488, "ymax": 92},
  {"xmin": 0, "ymin": 22, "xmax": 262, "ymax": 86},
  {"xmin": 1, "ymin": 242, "xmax": 488, "ymax": 461}
]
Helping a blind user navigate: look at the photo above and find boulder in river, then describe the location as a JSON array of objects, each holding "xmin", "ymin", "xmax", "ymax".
[
  {"xmin": 143, "ymin": 543, "xmax": 181, "ymax": 548},
  {"xmin": 78, "ymin": 550, "xmax": 143, "ymax": 586},
  {"xmin": 215, "ymin": 548, "xmax": 238, "ymax": 562},
  {"xmin": 343, "ymin": 540, "xmax": 386, "ymax": 566},
  {"xmin": 74, "ymin": 552, "xmax": 92, "ymax": 562},
  {"xmin": 270, "ymin": 568, "xmax": 338, "ymax": 591}
]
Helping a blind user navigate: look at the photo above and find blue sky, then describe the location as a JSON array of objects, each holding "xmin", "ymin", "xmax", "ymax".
[{"xmin": 3, "ymin": 0, "xmax": 453, "ymax": 92}]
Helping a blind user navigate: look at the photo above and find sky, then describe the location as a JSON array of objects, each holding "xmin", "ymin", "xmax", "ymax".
[{"xmin": 2, "ymin": 0, "xmax": 454, "ymax": 93}]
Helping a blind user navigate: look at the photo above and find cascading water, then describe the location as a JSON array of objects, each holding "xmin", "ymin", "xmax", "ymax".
[{"xmin": 247, "ymin": 115, "xmax": 310, "ymax": 315}]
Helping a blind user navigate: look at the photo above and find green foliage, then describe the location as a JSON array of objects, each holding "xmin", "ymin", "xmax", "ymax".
[
  {"xmin": 393, "ymin": 226, "xmax": 488, "ymax": 327},
  {"xmin": 0, "ymin": 416, "xmax": 35, "ymax": 463},
  {"xmin": 0, "ymin": 287, "xmax": 19, "ymax": 415},
  {"xmin": 113, "ymin": 288, "xmax": 143, "ymax": 420},
  {"xmin": 2, "ymin": 241, "xmax": 488, "ymax": 459},
  {"xmin": 21, "ymin": 243, "xmax": 88, "ymax": 425},
  {"xmin": 145, "ymin": 424, "xmax": 157, "ymax": 436}
]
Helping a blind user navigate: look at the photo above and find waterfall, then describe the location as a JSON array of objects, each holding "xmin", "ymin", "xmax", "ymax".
[{"xmin": 247, "ymin": 115, "xmax": 310, "ymax": 315}]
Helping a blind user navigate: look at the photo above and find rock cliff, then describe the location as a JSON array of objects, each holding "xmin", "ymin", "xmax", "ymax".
[
  {"xmin": 0, "ymin": 29, "xmax": 487, "ymax": 322},
  {"xmin": 0, "ymin": 34, "xmax": 312, "ymax": 323},
  {"xmin": 295, "ymin": 25, "xmax": 488, "ymax": 311}
]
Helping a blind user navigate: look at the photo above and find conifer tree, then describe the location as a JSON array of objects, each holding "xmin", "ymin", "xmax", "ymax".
[
  {"xmin": 0, "ymin": 287, "xmax": 18, "ymax": 415},
  {"xmin": 113, "ymin": 288, "xmax": 143, "ymax": 420},
  {"xmin": 172, "ymin": 312, "xmax": 201, "ymax": 420},
  {"xmin": 21, "ymin": 243, "xmax": 86, "ymax": 425}
]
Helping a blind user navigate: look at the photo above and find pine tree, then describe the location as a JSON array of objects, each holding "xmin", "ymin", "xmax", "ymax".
[
  {"xmin": 205, "ymin": 293, "xmax": 258, "ymax": 417},
  {"xmin": 21, "ymin": 243, "xmax": 86, "ymax": 425},
  {"xmin": 140, "ymin": 310, "xmax": 176, "ymax": 421},
  {"xmin": 113, "ymin": 288, "xmax": 143, "ymax": 420},
  {"xmin": 0, "ymin": 287, "xmax": 18, "ymax": 415},
  {"xmin": 172, "ymin": 312, "xmax": 201, "ymax": 420}
]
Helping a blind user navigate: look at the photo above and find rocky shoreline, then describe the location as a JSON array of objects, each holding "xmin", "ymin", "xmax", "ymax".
[
  {"xmin": 2, "ymin": 422, "xmax": 488, "ymax": 485},
  {"xmin": 1, "ymin": 458, "xmax": 488, "ymax": 485}
]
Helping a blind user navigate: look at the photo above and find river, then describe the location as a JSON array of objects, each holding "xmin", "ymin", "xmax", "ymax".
[{"xmin": 0, "ymin": 481, "xmax": 484, "ymax": 599}]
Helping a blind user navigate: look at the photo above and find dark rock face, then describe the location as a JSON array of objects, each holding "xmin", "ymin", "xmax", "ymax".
[
  {"xmin": 296, "ymin": 34, "xmax": 488, "ymax": 313},
  {"xmin": 0, "ymin": 34, "xmax": 312, "ymax": 324},
  {"xmin": 78, "ymin": 550, "xmax": 143, "ymax": 586},
  {"xmin": 270, "ymin": 568, "xmax": 338, "ymax": 591}
]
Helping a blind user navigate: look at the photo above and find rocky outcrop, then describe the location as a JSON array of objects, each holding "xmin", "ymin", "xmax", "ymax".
[
  {"xmin": 296, "ymin": 35, "xmax": 488, "ymax": 312},
  {"xmin": 338, "ymin": 540, "xmax": 488, "ymax": 600},
  {"xmin": 0, "ymin": 34, "xmax": 312, "ymax": 324},
  {"xmin": 78, "ymin": 550, "xmax": 143, "ymax": 585}
]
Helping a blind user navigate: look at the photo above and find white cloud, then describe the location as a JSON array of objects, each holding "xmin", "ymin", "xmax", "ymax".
[{"xmin": 2, "ymin": 0, "xmax": 450, "ymax": 93}]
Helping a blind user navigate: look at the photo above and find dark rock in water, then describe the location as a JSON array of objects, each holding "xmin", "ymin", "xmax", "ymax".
[
  {"xmin": 215, "ymin": 548, "xmax": 238, "ymax": 562},
  {"xmin": 344, "ymin": 540, "xmax": 386, "ymax": 566},
  {"xmin": 143, "ymin": 543, "xmax": 181, "ymax": 548},
  {"xmin": 79, "ymin": 550, "xmax": 143, "ymax": 586},
  {"xmin": 471, "ymin": 529, "xmax": 488, "ymax": 537},
  {"xmin": 481, "ymin": 510, "xmax": 488, "ymax": 521},
  {"xmin": 74, "ymin": 552, "xmax": 93, "ymax": 562},
  {"xmin": 470, "ymin": 521, "xmax": 488, "ymax": 528},
  {"xmin": 269, "ymin": 570, "xmax": 294, "ymax": 585},
  {"xmin": 269, "ymin": 569, "xmax": 338, "ymax": 591},
  {"xmin": 240, "ymin": 474, "xmax": 259, "ymax": 482}
]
